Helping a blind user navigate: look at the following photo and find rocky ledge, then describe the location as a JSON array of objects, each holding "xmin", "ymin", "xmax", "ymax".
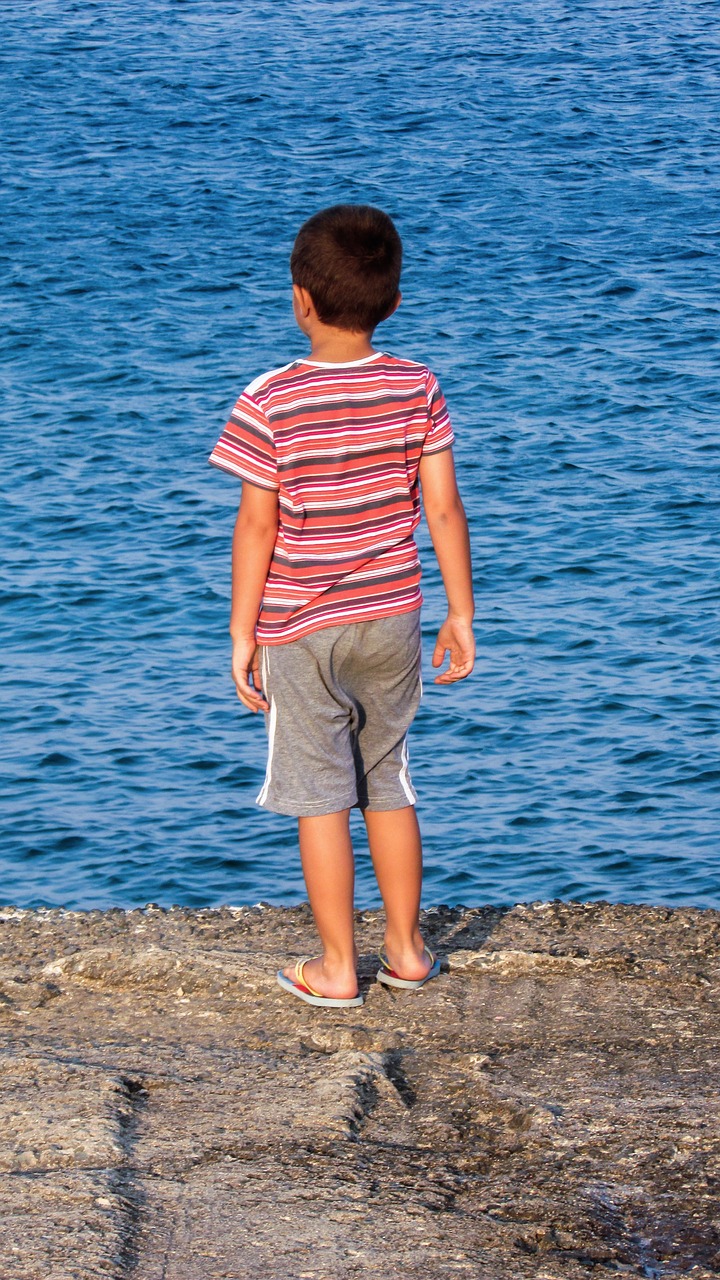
[{"xmin": 1, "ymin": 900, "xmax": 719, "ymax": 1280}]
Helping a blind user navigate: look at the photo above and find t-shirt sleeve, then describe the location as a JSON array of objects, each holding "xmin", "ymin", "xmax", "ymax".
[
  {"xmin": 208, "ymin": 390, "xmax": 279, "ymax": 491},
  {"xmin": 423, "ymin": 370, "xmax": 455, "ymax": 454}
]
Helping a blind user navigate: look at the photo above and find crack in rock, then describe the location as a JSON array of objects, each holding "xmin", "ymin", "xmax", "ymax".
[{"xmin": 107, "ymin": 1075, "xmax": 148, "ymax": 1278}]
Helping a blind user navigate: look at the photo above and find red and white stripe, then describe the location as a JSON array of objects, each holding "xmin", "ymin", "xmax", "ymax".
[{"xmin": 209, "ymin": 352, "xmax": 454, "ymax": 644}]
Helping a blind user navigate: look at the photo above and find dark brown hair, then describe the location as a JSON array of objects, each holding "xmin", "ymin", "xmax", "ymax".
[{"xmin": 290, "ymin": 204, "xmax": 402, "ymax": 333}]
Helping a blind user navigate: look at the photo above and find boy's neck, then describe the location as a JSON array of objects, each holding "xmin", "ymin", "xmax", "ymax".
[{"xmin": 306, "ymin": 326, "xmax": 377, "ymax": 364}]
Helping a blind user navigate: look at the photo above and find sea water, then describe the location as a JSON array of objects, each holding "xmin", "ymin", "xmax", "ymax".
[{"xmin": 1, "ymin": 0, "xmax": 719, "ymax": 909}]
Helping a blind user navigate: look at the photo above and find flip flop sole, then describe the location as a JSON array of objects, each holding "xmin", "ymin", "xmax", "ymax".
[
  {"xmin": 276, "ymin": 970, "xmax": 364, "ymax": 1007},
  {"xmin": 376, "ymin": 958, "xmax": 442, "ymax": 990}
]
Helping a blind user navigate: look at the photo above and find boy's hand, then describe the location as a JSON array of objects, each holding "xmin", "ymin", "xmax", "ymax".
[
  {"xmin": 231, "ymin": 635, "xmax": 269, "ymax": 713},
  {"xmin": 432, "ymin": 615, "xmax": 475, "ymax": 684}
]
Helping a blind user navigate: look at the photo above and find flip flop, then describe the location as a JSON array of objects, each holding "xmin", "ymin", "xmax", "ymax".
[
  {"xmin": 276, "ymin": 958, "xmax": 364, "ymax": 1008},
  {"xmin": 376, "ymin": 947, "xmax": 441, "ymax": 990}
]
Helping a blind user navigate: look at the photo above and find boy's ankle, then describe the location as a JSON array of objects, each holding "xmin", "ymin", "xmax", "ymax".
[
  {"xmin": 383, "ymin": 929, "xmax": 425, "ymax": 959},
  {"xmin": 318, "ymin": 949, "xmax": 358, "ymax": 976}
]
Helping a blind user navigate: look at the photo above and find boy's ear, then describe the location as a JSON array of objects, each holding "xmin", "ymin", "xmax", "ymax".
[
  {"xmin": 384, "ymin": 291, "xmax": 402, "ymax": 320},
  {"xmin": 293, "ymin": 284, "xmax": 314, "ymax": 319}
]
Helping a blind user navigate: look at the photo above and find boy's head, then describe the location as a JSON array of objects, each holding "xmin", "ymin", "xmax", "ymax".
[{"xmin": 290, "ymin": 205, "xmax": 402, "ymax": 334}]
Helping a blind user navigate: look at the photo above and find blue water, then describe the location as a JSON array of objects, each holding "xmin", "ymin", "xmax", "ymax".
[{"xmin": 1, "ymin": 1, "xmax": 719, "ymax": 911}]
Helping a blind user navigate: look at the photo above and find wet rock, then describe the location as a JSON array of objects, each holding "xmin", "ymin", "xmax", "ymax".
[{"xmin": 0, "ymin": 901, "xmax": 718, "ymax": 1278}]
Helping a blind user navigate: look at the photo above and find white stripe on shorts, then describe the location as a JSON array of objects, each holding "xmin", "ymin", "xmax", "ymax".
[
  {"xmin": 256, "ymin": 649, "xmax": 277, "ymax": 806},
  {"xmin": 398, "ymin": 736, "xmax": 416, "ymax": 805}
]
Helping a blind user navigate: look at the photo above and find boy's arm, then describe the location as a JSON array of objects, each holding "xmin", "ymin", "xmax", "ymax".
[
  {"xmin": 229, "ymin": 481, "xmax": 279, "ymax": 712},
  {"xmin": 418, "ymin": 447, "xmax": 475, "ymax": 684}
]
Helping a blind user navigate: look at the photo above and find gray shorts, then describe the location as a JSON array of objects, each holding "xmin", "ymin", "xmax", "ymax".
[{"xmin": 256, "ymin": 609, "xmax": 422, "ymax": 817}]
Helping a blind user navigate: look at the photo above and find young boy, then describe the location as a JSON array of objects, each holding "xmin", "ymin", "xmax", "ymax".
[{"xmin": 209, "ymin": 205, "xmax": 474, "ymax": 1008}]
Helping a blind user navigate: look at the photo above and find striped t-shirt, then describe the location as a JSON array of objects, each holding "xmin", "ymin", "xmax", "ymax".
[{"xmin": 208, "ymin": 351, "xmax": 455, "ymax": 644}]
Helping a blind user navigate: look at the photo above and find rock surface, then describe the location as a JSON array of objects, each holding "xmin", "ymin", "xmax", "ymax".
[{"xmin": 0, "ymin": 900, "xmax": 718, "ymax": 1279}]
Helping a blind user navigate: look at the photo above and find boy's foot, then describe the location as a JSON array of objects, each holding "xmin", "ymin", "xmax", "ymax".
[
  {"xmin": 376, "ymin": 945, "xmax": 441, "ymax": 990},
  {"xmin": 280, "ymin": 955, "xmax": 360, "ymax": 1002}
]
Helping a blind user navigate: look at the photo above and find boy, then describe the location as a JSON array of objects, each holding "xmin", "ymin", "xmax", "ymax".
[{"xmin": 209, "ymin": 205, "xmax": 474, "ymax": 1008}]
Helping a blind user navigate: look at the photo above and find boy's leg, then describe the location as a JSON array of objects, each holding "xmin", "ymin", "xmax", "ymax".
[
  {"xmin": 364, "ymin": 805, "xmax": 433, "ymax": 982},
  {"xmin": 282, "ymin": 809, "xmax": 359, "ymax": 1000}
]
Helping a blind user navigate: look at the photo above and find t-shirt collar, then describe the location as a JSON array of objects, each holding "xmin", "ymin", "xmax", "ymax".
[{"xmin": 300, "ymin": 352, "xmax": 385, "ymax": 369}]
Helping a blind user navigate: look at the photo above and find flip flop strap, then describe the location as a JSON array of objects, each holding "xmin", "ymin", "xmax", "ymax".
[{"xmin": 295, "ymin": 958, "xmax": 323, "ymax": 999}]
